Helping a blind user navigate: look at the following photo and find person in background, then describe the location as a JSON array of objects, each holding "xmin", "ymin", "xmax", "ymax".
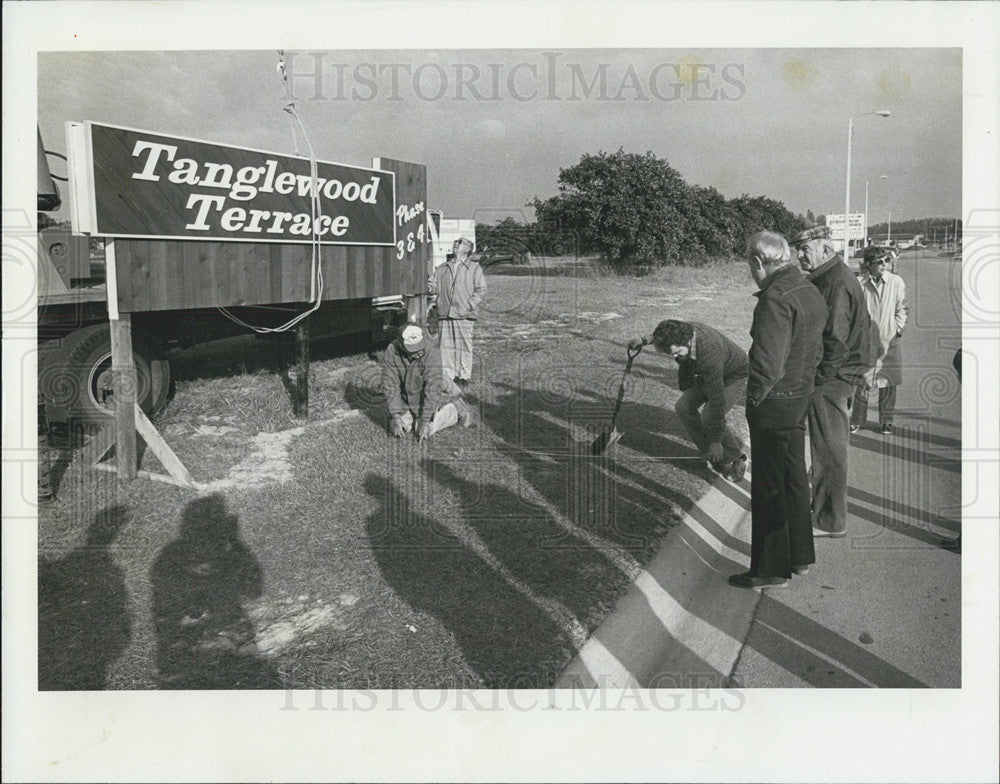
[
  {"xmin": 629, "ymin": 319, "xmax": 749, "ymax": 482},
  {"xmin": 790, "ymin": 225, "xmax": 874, "ymax": 539},
  {"xmin": 851, "ymin": 245, "xmax": 908, "ymax": 434},
  {"xmin": 730, "ymin": 231, "xmax": 826, "ymax": 590},
  {"xmin": 381, "ymin": 324, "xmax": 472, "ymax": 441},
  {"xmin": 428, "ymin": 237, "xmax": 487, "ymax": 388}
]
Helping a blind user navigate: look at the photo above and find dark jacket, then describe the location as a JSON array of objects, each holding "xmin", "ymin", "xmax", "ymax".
[
  {"xmin": 381, "ymin": 339, "xmax": 447, "ymax": 425},
  {"xmin": 747, "ymin": 264, "xmax": 827, "ymax": 407},
  {"xmin": 676, "ymin": 322, "xmax": 749, "ymax": 440},
  {"xmin": 808, "ymin": 254, "xmax": 875, "ymax": 386}
]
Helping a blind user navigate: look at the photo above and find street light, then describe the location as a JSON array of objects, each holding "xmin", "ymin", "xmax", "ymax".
[{"xmin": 845, "ymin": 110, "xmax": 891, "ymax": 255}]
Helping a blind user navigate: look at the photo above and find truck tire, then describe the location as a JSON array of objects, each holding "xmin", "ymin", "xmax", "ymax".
[{"xmin": 60, "ymin": 324, "xmax": 170, "ymax": 426}]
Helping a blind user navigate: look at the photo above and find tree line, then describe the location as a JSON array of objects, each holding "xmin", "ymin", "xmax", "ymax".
[{"xmin": 524, "ymin": 148, "xmax": 812, "ymax": 272}]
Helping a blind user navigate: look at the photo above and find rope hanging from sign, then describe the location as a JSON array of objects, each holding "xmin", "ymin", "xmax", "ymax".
[{"xmin": 216, "ymin": 52, "xmax": 324, "ymax": 334}]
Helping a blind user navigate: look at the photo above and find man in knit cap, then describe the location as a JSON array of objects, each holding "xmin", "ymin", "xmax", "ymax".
[
  {"xmin": 381, "ymin": 324, "xmax": 472, "ymax": 441},
  {"xmin": 790, "ymin": 224, "xmax": 874, "ymax": 538},
  {"xmin": 428, "ymin": 237, "xmax": 487, "ymax": 388}
]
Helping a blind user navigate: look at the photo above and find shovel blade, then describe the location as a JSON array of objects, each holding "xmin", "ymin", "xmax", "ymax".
[{"xmin": 591, "ymin": 426, "xmax": 622, "ymax": 455}]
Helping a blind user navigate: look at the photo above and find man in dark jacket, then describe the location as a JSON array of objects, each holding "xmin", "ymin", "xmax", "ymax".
[
  {"xmin": 730, "ymin": 231, "xmax": 827, "ymax": 590},
  {"xmin": 381, "ymin": 324, "xmax": 472, "ymax": 440},
  {"xmin": 629, "ymin": 320, "xmax": 749, "ymax": 481},
  {"xmin": 791, "ymin": 225, "xmax": 874, "ymax": 537}
]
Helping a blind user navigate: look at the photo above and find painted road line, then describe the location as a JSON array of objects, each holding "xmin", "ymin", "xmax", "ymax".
[{"xmin": 556, "ymin": 469, "xmax": 759, "ymax": 688}]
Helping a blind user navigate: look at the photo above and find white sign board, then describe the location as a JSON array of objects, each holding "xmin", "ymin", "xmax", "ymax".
[{"xmin": 825, "ymin": 213, "xmax": 866, "ymax": 240}]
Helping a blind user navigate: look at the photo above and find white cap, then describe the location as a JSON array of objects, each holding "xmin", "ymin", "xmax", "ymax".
[{"xmin": 401, "ymin": 324, "xmax": 425, "ymax": 353}]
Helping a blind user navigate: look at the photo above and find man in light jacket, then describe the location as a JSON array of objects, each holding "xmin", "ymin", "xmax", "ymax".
[
  {"xmin": 851, "ymin": 246, "xmax": 908, "ymax": 434},
  {"xmin": 428, "ymin": 237, "xmax": 487, "ymax": 388}
]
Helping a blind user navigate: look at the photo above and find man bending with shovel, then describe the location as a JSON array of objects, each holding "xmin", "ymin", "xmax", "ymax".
[{"xmin": 629, "ymin": 320, "xmax": 749, "ymax": 482}]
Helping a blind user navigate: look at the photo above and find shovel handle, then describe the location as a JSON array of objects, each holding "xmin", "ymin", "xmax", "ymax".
[{"xmin": 609, "ymin": 344, "xmax": 642, "ymax": 426}]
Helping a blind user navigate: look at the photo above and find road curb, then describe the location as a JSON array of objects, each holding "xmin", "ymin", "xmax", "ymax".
[{"xmin": 556, "ymin": 467, "xmax": 759, "ymax": 688}]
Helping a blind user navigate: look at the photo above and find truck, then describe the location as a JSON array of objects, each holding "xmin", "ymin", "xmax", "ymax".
[
  {"xmin": 426, "ymin": 211, "xmax": 476, "ymax": 269},
  {"xmin": 36, "ymin": 124, "xmax": 429, "ymax": 427}
]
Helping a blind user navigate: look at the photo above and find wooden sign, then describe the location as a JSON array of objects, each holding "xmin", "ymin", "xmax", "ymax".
[
  {"xmin": 374, "ymin": 157, "xmax": 428, "ymax": 297},
  {"xmin": 107, "ymin": 159, "xmax": 428, "ymax": 314},
  {"xmin": 72, "ymin": 122, "xmax": 395, "ymax": 246}
]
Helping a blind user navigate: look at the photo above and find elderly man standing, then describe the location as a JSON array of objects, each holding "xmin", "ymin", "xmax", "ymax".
[
  {"xmin": 428, "ymin": 237, "xmax": 487, "ymax": 388},
  {"xmin": 851, "ymin": 245, "xmax": 908, "ymax": 434},
  {"xmin": 790, "ymin": 225, "xmax": 874, "ymax": 538},
  {"xmin": 730, "ymin": 231, "xmax": 826, "ymax": 589}
]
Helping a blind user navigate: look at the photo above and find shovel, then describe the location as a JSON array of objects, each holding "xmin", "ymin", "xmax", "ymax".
[{"xmin": 591, "ymin": 343, "xmax": 644, "ymax": 455}]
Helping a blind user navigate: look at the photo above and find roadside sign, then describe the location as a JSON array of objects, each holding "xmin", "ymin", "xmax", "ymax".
[
  {"xmin": 68, "ymin": 121, "xmax": 395, "ymax": 246},
  {"xmin": 825, "ymin": 213, "xmax": 865, "ymax": 240}
]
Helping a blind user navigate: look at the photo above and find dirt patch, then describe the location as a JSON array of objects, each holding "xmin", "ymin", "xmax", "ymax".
[
  {"xmin": 250, "ymin": 593, "xmax": 361, "ymax": 655},
  {"xmin": 194, "ymin": 410, "xmax": 361, "ymax": 492}
]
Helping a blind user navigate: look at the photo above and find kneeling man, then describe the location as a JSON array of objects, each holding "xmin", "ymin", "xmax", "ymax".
[
  {"xmin": 381, "ymin": 324, "xmax": 472, "ymax": 440},
  {"xmin": 630, "ymin": 319, "xmax": 749, "ymax": 481}
]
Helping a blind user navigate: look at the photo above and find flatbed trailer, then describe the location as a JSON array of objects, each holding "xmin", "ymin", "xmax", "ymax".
[{"xmin": 37, "ymin": 124, "xmax": 427, "ymax": 427}]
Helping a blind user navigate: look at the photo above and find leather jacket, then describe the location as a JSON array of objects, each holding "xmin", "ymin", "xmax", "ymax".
[
  {"xmin": 808, "ymin": 254, "xmax": 876, "ymax": 386},
  {"xmin": 747, "ymin": 264, "xmax": 828, "ymax": 407}
]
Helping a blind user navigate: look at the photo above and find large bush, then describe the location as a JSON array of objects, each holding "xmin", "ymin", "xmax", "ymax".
[{"xmin": 531, "ymin": 148, "xmax": 809, "ymax": 272}]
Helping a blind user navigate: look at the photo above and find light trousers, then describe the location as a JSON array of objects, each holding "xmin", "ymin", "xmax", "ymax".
[{"xmin": 439, "ymin": 318, "xmax": 476, "ymax": 381}]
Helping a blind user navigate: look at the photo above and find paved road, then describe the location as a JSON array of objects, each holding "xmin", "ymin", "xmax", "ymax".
[
  {"xmin": 559, "ymin": 249, "xmax": 962, "ymax": 689},
  {"xmin": 732, "ymin": 249, "xmax": 962, "ymax": 687}
]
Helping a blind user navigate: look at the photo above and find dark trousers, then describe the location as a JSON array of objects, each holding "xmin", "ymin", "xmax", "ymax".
[
  {"xmin": 808, "ymin": 379, "xmax": 852, "ymax": 535},
  {"xmin": 747, "ymin": 395, "xmax": 814, "ymax": 578},
  {"xmin": 675, "ymin": 379, "xmax": 747, "ymax": 463},
  {"xmin": 851, "ymin": 383, "xmax": 897, "ymax": 427}
]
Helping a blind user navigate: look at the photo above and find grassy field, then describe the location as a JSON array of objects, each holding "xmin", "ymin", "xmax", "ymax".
[{"xmin": 38, "ymin": 254, "xmax": 757, "ymax": 690}]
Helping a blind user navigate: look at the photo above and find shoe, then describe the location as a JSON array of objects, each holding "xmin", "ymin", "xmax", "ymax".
[
  {"xmin": 940, "ymin": 535, "xmax": 961, "ymax": 553},
  {"xmin": 728, "ymin": 572, "xmax": 789, "ymax": 590},
  {"xmin": 880, "ymin": 422, "xmax": 893, "ymax": 435},
  {"xmin": 850, "ymin": 424, "xmax": 861, "ymax": 434},
  {"xmin": 791, "ymin": 565, "xmax": 811, "ymax": 576},
  {"xmin": 727, "ymin": 454, "xmax": 748, "ymax": 483},
  {"xmin": 454, "ymin": 399, "xmax": 473, "ymax": 428},
  {"xmin": 812, "ymin": 526, "xmax": 847, "ymax": 538}
]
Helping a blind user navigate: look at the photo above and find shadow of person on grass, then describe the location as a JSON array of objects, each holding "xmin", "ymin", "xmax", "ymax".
[
  {"xmin": 39, "ymin": 505, "xmax": 132, "ymax": 690},
  {"xmin": 469, "ymin": 381, "xmax": 712, "ymax": 559},
  {"xmin": 363, "ymin": 473, "xmax": 569, "ymax": 688},
  {"xmin": 421, "ymin": 458, "xmax": 626, "ymax": 630},
  {"xmin": 151, "ymin": 494, "xmax": 281, "ymax": 689}
]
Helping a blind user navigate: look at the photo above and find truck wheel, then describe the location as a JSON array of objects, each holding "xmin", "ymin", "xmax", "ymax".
[{"xmin": 61, "ymin": 324, "xmax": 170, "ymax": 426}]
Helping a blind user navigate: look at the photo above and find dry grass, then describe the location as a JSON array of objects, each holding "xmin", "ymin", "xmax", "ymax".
[{"xmin": 38, "ymin": 255, "xmax": 754, "ymax": 690}]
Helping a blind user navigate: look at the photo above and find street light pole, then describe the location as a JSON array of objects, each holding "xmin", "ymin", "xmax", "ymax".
[
  {"xmin": 845, "ymin": 111, "xmax": 891, "ymax": 256},
  {"xmin": 879, "ymin": 174, "xmax": 890, "ymax": 243},
  {"xmin": 864, "ymin": 178, "xmax": 870, "ymax": 245}
]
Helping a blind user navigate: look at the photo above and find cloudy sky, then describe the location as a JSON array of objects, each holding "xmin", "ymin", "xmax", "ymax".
[{"xmin": 38, "ymin": 47, "xmax": 961, "ymax": 227}]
